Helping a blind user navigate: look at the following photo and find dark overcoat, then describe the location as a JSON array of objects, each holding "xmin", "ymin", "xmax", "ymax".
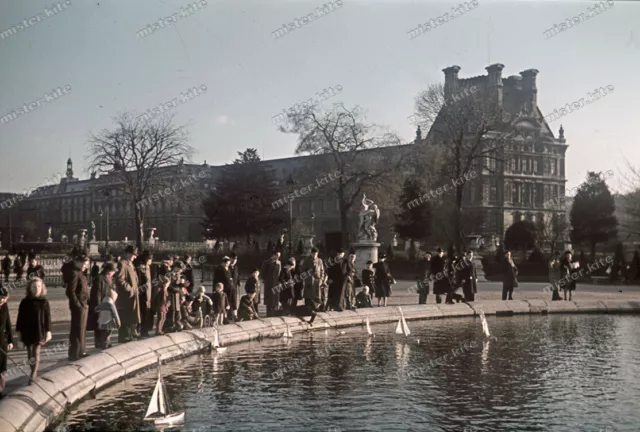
[
  {"xmin": 88, "ymin": 274, "xmax": 114, "ymax": 331},
  {"xmin": 261, "ymin": 258, "xmax": 281, "ymax": 310},
  {"xmin": 16, "ymin": 297, "xmax": 51, "ymax": 345},
  {"xmin": 502, "ymin": 259, "xmax": 519, "ymax": 290},
  {"xmin": 430, "ymin": 255, "xmax": 451, "ymax": 295},
  {"xmin": 115, "ymin": 258, "xmax": 140, "ymax": 326},
  {"xmin": 0, "ymin": 303, "xmax": 13, "ymax": 373},
  {"xmin": 373, "ymin": 261, "xmax": 392, "ymax": 298}
]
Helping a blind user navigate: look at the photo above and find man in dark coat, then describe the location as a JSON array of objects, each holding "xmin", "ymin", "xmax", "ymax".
[
  {"xmin": 183, "ymin": 255, "xmax": 195, "ymax": 293},
  {"xmin": 1, "ymin": 255, "xmax": 11, "ymax": 284},
  {"xmin": 13, "ymin": 255, "xmax": 24, "ymax": 281},
  {"xmin": 261, "ymin": 251, "xmax": 281, "ymax": 317},
  {"xmin": 214, "ymin": 256, "xmax": 236, "ymax": 322},
  {"xmin": 461, "ymin": 250, "xmax": 478, "ymax": 302},
  {"xmin": 66, "ymin": 253, "xmax": 90, "ymax": 360},
  {"xmin": 416, "ymin": 252, "xmax": 432, "ymax": 304},
  {"xmin": 26, "ymin": 257, "xmax": 46, "ymax": 281},
  {"xmin": 326, "ymin": 249, "xmax": 346, "ymax": 311},
  {"xmin": 135, "ymin": 251, "xmax": 153, "ymax": 338},
  {"xmin": 430, "ymin": 248, "xmax": 450, "ymax": 304},
  {"xmin": 0, "ymin": 286, "xmax": 13, "ymax": 399},
  {"xmin": 115, "ymin": 246, "xmax": 140, "ymax": 342}
]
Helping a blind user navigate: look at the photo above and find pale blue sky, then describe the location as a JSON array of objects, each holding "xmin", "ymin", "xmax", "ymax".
[{"xmin": 0, "ymin": 0, "xmax": 638, "ymax": 193}]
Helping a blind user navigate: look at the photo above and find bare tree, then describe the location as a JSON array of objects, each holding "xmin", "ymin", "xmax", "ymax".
[
  {"xmin": 87, "ymin": 113, "xmax": 194, "ymax": 249},
  {"xmin": 414, "ymin": 82, "xmax": 512, "ymax": 252},
  {"xmin": 279, "ymin": 103, "xmax": 407, "ymax": 248}
]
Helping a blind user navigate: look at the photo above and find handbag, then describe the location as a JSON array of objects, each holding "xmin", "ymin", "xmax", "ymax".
[{"xmin": 354, "ymin": 276, "xmax": 363, "ymax": 288}]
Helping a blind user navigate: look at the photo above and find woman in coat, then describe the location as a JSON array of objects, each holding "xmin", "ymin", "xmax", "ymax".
[
  {"xmin": 502, "ymin": 250, "xmax": 518, "ymax": 300},
  {"xmin": 0, "ymin": 286, "xmax": 13, "ymax": 399},
  {"xmin": 135, "ymin": 251, "xmax": 153, "ymax": 338},
  {"xmin": 88, "ymin": 263, "xmax": 116, "ymax": 347},
  {"xmin": 373, "ymin": 253, "xmax": 393, "ymax": 307},
  {"xmin": 16, "ymin": 278, "xmax": 52, "ymax": 384}
]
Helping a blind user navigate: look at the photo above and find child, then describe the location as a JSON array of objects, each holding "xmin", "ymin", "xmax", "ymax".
[
  {"xmin": 244, "ymin": 268, "xmax": 261, "ymax": 313},
  {"xmin": 180, "ymin": 295, "xmax": 200, "ymax": 329},
  {"xmin": 191, "ymin": 286, "xmax": 213, "ymax": 327},
  {"xmin": 16, "ymin": 278, "xmax": 52, "ymax": 384},
  {"xmin": 212, "ymin": 282, "xmax": 230, "ymax": 326},
  {"xmin": 95, "ymin": 289, "xmax": 121, "ymax": 349},
  {"xmin": 361, "ymin": 261, "xmax": 375, "ymax": 298},
  {"xmin": 355, "ymin": 286, "xmax": 373, "ymax": 308},
  {"xmin": 153, "ymin": 277, "xmax": 171, "ymax": 336},
  {"xmin": 237, "ymin": 291, "xmax": 258, "ymax": 321}
]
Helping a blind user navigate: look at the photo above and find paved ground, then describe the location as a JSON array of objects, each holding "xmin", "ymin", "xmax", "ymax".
[{"xmin": 3, "ymin": 280, "xmax": 639, "ymax": 395}]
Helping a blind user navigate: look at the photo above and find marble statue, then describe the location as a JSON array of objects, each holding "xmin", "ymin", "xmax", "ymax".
[
  {"xmin": 357, "ymin": 194, "xmax": 380, "ymax": 241},
  {"xmin": 90, "ymin": 221, "xmax": 96, "ymax": 241}
]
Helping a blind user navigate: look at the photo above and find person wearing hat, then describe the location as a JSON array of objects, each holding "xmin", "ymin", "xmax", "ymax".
[
  {"xmin": 229, "ymin": 253, "xmax": 240, "ymax": 295},
  {"xmin": 344, "ymin": 251, "xmax": 357, "ymax": 310},
  {"xmin": 261, "ymin": 250, "xmax": 281, "ymax": 317},
  {"xmin": 279, "ymin": 257, "xmax": 297, "ymax": 313},
  {"xmin": 65, "ymin": 253, "xmax": 90, "ymax": 360},
  {"xmin": 0, "ymin": 286, "xmax": 13, "ymax": 399},
  {"xmin": 302, "ymin": 247, "xmax": 325, "ymax": 313},
  {"xmin": 88, "ymin": 262, "xmax": 117, "ymax": 348},
  {"xmin": 213, "ymin": 256, "xmax": 236, "ymax": 322},
  {"xmin": 373, "ymin": 253, "xmax": 394, "ymax": 307},
  {"xmin": 416, "ymin": 252, "xmax": 432, "ymax": 304},
  {"xmin": 26, "ymin": 256, "xmax": 45, "ymax": 282},
  {"xmin": 135, "ymin": 251, "xmax": 154, "ymax": 338},
  {"xmin": 326, "ymin": 249, "xmax": 347, "ymax": 311},
  {"xmin": 115, "ymin": 246, "xmax": 140, "ymax": 342},
  {"xmin": 431, "ymin": 248, "xmax": 450, "ymax": 304}
]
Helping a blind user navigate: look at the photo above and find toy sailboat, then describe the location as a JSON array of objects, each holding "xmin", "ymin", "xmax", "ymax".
[
  {"xmin": 283, "ymin": 324, "xmax": 293, "ymax": 338},
  {"xmin": 479, "ymin": 311, "xmax": 491, "ymax": 338},
  {"xmin": 213, "ymin": 328, "xmax": 227, "ymax": 353},
  {"xmin": 365, "ymin": 317, "xmax": 373, "ymax": 336},
  {"xmin": 143, "ymin": 359, "xmax": 185, "ymax": 426},
  {"xmin": 395, "ymin": 307, "xmax": 411, "ymax": 336}
]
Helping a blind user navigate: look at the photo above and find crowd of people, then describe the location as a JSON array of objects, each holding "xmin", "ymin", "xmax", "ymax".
[{"xmin": 0, "ymin": 242, "xmax": 600, "ymax": 400}]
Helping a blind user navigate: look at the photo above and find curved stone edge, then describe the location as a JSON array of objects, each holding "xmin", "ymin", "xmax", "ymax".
[{"xmin": 2, "ymin": 300, "xmax": 640, "ymax": 432}]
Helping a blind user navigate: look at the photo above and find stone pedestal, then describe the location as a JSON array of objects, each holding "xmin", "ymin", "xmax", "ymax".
[
  {"xmin": 299, "ymin": 235, "xmax": 315, "ymax": 256},
  {"xmin": 351, "ymin": 240, "xmax": 380, "ymax": 270},
  {"xmin": 474, "ymin": 255, "xmax": 487, "ymax": 282},
  {"xmin": 46, "ymin": 237, "xmax": 53, "ymax": 243},
  {"xmin": 88, "ymin": 241, "xmax": 100, "ymax": 258}
]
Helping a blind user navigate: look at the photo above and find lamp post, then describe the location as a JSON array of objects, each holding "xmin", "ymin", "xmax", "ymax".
[
  {"xmin": 311, "ymin": 212, "xmax": 315, "ymax": 236},
  {"xmin": 103, "ymin": 189, "xmax": 111, "ymax": 255},
  {"xmin": 99, "ymin": 208, "xmax": 103, "ymax": 242},
  {"xmin": 286, "ymin": 174, "xmax": 295, "ymax": 256}
]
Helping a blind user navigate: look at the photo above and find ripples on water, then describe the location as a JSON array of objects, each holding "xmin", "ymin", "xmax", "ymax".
[{"xmin": 55, "ymin": 315, "xmax": 640, "ymax": 432}]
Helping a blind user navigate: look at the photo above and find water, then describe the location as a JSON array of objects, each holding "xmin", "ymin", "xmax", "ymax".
[{"xmin": 55, "ymin": 315, "xmax": 640, "ymax": 432}]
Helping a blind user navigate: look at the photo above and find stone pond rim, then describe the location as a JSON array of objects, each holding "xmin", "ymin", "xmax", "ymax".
[{"xmin": 2, "ymin": 299, "xmax": 639, "ymax": 432}]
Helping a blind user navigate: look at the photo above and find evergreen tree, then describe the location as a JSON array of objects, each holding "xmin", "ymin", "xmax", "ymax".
[
  {"xmin": 234, "ymin": 148, "xmax": 261, "ymax": 164},
  {"xmin": 570, "ymin": 172, "xmax": 618, "ymax": 260},
  {"xmin": 394, "ymin": 177, "xmax": 433, "ymax": 243},
  {"xmin": 202, "ymin": 160, "xmax": 284, "ymax": 242},
  {"xmin": 504, "ymin": 221, "xmax": 537, "ymax": 252}
]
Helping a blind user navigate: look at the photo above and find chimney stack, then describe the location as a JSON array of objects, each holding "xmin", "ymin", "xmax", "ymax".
[
  {"xmin": 442, "ymin": 65, "xmax": 461, "ymax": 102},
  {"xmin": 485, "ymin": 63, "xmax": 505, "ymax": 106},
  {"xmin": 520, "ymin": 69, "xmax": 539, "ymax": 115}
]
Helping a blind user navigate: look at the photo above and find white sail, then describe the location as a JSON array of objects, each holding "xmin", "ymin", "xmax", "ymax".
[
  {"xmin": 366, "ymin": 317, "xmax": 372, "ymax": 335},
  {"xmin": 213, "ymin": 328, "xmax": 220, "ymax": 348},
  {"xmin": 283, "ymin": 325, "xmax": 292, "ymax": 338},
  {"xmin": 401, "ymin": 316, "xmax": 411, "ymax": 336},
  {"xmin": 480, "ymin": 311, "xmax": 490, "ymax": 338},
  {"xmin": 144, "ymin": 378, "xmax": 164, "ymax": 419},
  {"xmin": 395, "ymin": 318, "xmax": 403, "ymax": 334},
  {"xmin": 158, "ymin": 379, "xmax": 166, "ymax": 414}
]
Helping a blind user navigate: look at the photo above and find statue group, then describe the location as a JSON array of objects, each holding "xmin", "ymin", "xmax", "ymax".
[{"xmin": 357, "ymin": 194, "xmax": 380, "ymax": 242}]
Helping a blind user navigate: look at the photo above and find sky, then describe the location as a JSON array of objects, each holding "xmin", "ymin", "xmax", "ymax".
[{"xmin": 0, "ymin": 0, "xmax": 638, "ymax": 194}]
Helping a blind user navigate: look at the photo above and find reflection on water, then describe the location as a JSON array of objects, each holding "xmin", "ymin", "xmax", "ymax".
[{"xmin": 54, "ymin": 315, "xmax": 640, "ymax": 432}]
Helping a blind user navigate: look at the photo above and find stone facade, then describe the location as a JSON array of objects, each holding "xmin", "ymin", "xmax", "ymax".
[{"xmin": 418, "ymin": 64, "xmax": 568, "ymax": 246}]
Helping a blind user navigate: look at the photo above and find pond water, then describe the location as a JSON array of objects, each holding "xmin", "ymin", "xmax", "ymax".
[{"xmin": 54, "ymin": 314, "xmax": 640, "ymax": 432}]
